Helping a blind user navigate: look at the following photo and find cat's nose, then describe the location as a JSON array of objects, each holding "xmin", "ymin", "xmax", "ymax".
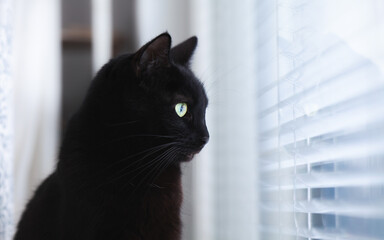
[
  {"xmin": 195, "ymin": 125, "xmax": 209, "ymax": 149},
  {"xmin": 201, "ymin": 135, "xmax": 209, "ymax": 145},
  {"xmin": 200, "ymin": 126, "xmax": 209, "ymax": 146},
  {"xmin": 196, "ymin": 135, "xmax": 209, "ymax": 150}
]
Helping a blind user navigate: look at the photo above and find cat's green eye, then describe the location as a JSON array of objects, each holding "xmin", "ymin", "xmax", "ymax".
[{"xmin": 175, "ymin": 103, "xmax": 188, "ymax": 117}]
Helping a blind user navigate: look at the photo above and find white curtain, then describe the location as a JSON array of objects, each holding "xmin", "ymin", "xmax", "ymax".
[
  {"xmin": 91, "ymin": 0, "xmax": 112, "ymax": 74},
  {"xmin": 0, "ymin": 0, "xmax": 14, "ymax": 239},
  {"xmin": 12, "ymin": 0, "xmax": 61, "ymax": 225},
  {"xmin": 208, "ymin": 1, "xmax": 258, "ymax": 239}
]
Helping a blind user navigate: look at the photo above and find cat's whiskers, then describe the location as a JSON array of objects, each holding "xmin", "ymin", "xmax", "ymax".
[
  {"xmin": 92, "ymin": 143, "xmax": 178, "ymax": 189},
  {"xmin": 110, "ymin": 142, "xmax": 176, "ymax": 168},
  {"xmin": 148, "ymin": 147, "xmax": 180, "ymax": 189},
  {"xmin": 79, "ymin": 142, "xmax": 178, "ymax": 191},
  {"xmin": 118, "ymin": 147, "xmax": 173, "ymax": 182},
  {"xmin": 146, "ymin": 147, "xmax": 180, "ymax": 190},
  {"xmin": 101, "ymin": 134, "xmax": 176, "ymax": 147},
  {"xmin": 126, "ymin": 146, "xmax": 178, "ymax": 195},
  {"xmin": 128, "ymin": 147, "xmax": 176, "ymax": 183},
  {"xmin": 145, "ymin": 148, "xmax": 182, "ymax": 194}
]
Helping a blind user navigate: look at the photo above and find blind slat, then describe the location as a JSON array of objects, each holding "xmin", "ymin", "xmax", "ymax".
[
  {"xmin": 258, "ymin": 37, "xmax": 364, "ymax": 98},
  {"xmin": 261, "ymin": 172, "xmax": 384, "ymax": 190},
  {"xmin": 260, "ymin": 226, "xmax": 382, "ymax": 240},
  {"xmin": 261, "ymin": 200, "xmax": 384, "ymax": 219},
  {"xmin": 259, "ymin": 61, "xmax": 382, "ymax": 119},
  {"xmin": 260, "ymin": 86, "xmax": 384, "ymax": 137},
  {"xmin": 261, "ymin": 138, "xmax": 384, "ymax": 170}
]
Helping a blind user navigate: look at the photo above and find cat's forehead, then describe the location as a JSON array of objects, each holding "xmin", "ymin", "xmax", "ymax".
[
  {"xmin": 173, "ymin": 93, "xmax": 193, "ymax": 103},
  {"xmin": 170, "ymin": 66, "xmax": 207, "ymax": 106}
]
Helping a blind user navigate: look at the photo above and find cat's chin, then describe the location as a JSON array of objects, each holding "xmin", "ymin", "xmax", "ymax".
[
  {"xmin": 180, "ymin": 151, "xmax": 200, "ymax": 162},
  {"xmin": 184, "ymin": 153, "xmax": 195, "ymax": 161},
  {"xmin": 177, "ymin": 154, "xmax": 192, "ymax": 162}
]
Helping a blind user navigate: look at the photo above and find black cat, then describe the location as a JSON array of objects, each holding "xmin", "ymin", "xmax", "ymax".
[{"xmin": 14, "ymin": 33, "xmax": 209, "ymax": 240}]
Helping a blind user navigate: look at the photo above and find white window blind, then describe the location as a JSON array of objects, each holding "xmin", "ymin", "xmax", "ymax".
[{"xmin": 257, "ymin": 0, "xmax": 384, "ymax": 239}]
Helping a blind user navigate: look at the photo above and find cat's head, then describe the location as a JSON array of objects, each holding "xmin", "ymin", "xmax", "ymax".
[{"xmin": 86, "ymin": 33, "xmax": 209, "ymax": 162}]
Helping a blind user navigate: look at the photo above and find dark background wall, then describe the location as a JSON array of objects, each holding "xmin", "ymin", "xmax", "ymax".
[{"xmin": 61, "ymin": 0, "xmax": 137, "ymax": 133}]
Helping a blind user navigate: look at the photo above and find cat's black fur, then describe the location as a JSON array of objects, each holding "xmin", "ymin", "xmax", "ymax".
[{"xmin": 14, "ymin": 33, "xmax": 209, "ymax": 240}]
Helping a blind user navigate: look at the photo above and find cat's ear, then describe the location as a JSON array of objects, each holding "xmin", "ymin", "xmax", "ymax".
[
  {"xmin": 170, "ymin": 36, "xmax": 198, "ymax": 66},
  {"xmin": 134, "ymin": 33, "xmax": 172, "ymax": 74}
]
